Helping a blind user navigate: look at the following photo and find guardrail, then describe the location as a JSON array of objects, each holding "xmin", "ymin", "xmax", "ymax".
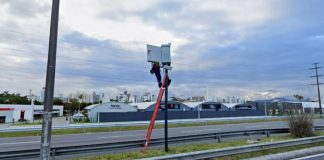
[
  {"xmin": 0, "ymin": 116, "xmax": 281, "ymax": 133},
  {"xmin": 145, "ymin": 134, "xmax": 324, "ymax": 160},
  {"xmin": 1, "ymin": 126, "xmax": 323, "ymax": 160}
]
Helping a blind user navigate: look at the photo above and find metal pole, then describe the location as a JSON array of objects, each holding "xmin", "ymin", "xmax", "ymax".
[
  {"xmin": 164, "ymin": 69, "xmax": 168, "ymax": 152},
  {"xmin": 40, "ymin": 0, "xmax": 60, "ymax": 159},
  {"xmin": 315, "ymin": 63, "xmax": 323, "ymax": 115},
  {"xmin": 198, "ymin": 103, "xmax": 200, "ymax": 119}
]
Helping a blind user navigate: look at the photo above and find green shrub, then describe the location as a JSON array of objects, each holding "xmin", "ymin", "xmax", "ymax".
[{"xmin": 287, "ymin": 113, "xmax": 314, "ymax": 138}]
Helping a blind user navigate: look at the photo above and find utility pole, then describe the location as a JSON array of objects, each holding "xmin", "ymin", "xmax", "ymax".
[
  {"xmin": 264, "ymin": 101, "xmax": 267, "ymax": 116},
  {"xmin": 310, "ymin": 62, "xmax": 323, "ymax": 115},
  {"xmin": 40, "ymin": 0, "xmax": 60, "ymax": 159}
]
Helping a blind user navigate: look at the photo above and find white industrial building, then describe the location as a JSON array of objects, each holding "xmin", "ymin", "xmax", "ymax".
[
  {"xmin": 85, "ymin": 102, "xmax": 137, "ymax": 122},
  {"xmin": 0, "ymin": 104, "xmax": 64, "ymax": 123},
  {"xmin": 300, "ymin": 102, "xmax": 324, "ymax": 113}
]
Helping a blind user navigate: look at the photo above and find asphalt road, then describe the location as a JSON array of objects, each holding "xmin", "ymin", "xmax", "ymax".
[{"xmin": 0, "ymin": 119, "xmax": 323, "ymax": 152}]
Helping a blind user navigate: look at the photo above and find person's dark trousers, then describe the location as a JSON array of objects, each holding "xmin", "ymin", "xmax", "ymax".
[{"xmin": 154, "ymin": 68, "xmax": 162, "ymax": 87}]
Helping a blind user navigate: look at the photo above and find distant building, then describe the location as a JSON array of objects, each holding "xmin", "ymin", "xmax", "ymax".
[
  {"xmin": 0, "ymin": 104, "xmax": 63, "ymax": 122},
  {"xmin": 85, "ymin": 102, "xmax": 137, "ymax": 122},
  {"xmin": 130, "ymin": 95, "xmax": 137, "ymax": 103},
  {"xmin": 100, "ymin": 93, "xmax": 110, "ymax": 103},
  {"xmin": 190, "ymin": 96, "xmax": 205, "ymax": 102},
  {"xmin": 92, "ymin": 92, "xmax": 100, "ymax": 103},
  {"xmin": 40, "ymin": 87, "xmax": 45, "ymax": 103}
]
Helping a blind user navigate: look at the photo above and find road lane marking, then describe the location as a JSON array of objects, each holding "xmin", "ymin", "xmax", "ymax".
[{"xmin": 0, "ymin": 141, "xmax": 40, "ymax": 146}]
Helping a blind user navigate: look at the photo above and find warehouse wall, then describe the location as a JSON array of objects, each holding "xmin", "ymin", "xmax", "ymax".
[{"xmin": 98, "ymin": 110, "xmax": 264, "ymax": 122}]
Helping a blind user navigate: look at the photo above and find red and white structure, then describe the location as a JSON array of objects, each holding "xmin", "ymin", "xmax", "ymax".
[
  {"xmin": 0, "ymin": 104, "xmax": 63, "ymax": 123},
  {"xmin": 0, "ymin": 108, "xmax": 14, "ymax": 123}
]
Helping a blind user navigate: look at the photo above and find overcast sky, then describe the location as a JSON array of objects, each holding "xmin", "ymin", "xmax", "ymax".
[{"xmin": 0, "ymin": 0, "xmax": 324, "ymax": 100}]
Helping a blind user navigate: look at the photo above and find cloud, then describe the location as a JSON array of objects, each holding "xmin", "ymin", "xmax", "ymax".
[
  {"xmin": 0, "ymin": 0, "xmax": 324, "ymax": 101},
  {"xmin": 1, "ymin": 0, "xmax": 49, "ymax": 18}
]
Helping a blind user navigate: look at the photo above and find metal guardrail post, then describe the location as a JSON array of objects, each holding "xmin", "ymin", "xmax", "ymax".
[
  {"xmin": 51, "ymin": 149, "xmax": 55, "ymax": 160},
  {"xmin": 266, "ymin": 131, "xmax": 270, "ymax": 138},
  {"xmin": 217, "ymin": 135, "xmax": 221, "ymax": 143}
]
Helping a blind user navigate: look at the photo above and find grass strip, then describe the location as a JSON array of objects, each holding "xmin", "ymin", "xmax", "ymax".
[
  {"xmin": 0, "ymin": 118, "xmax": 282, "ymax": 138},
  {"xmin": 13, "ymin": 122, "xmax": 42, "ymax": 126},
  {"xmin": 74, "ymin": 135, "xmax": 293, "ymax": 160},
  {"xmin": 75, "ymin": 133, "xmax": 324, "ymax": 160}
]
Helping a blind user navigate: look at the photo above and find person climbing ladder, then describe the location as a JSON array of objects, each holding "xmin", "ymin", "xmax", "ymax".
[
  {"xmin": 150, "ymin": 62, "xmax": 171, "ymax": 88},
  {"xmin": 145, "ymin": 43, "xmax": 172, "ymax": 152}
]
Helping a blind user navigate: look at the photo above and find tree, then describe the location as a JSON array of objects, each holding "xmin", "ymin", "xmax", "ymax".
[
  {"xmin": 78, "ymin": 94, "xmax": 84, "ymax": 102},
  {"xmin": 293, "ymin": 94, "xmax": 304, "ymax": 102},
  {"xmin": 33, "ymin": 100, "xmax": 43, "ymax": 105},
  {"xmin": 64, "ymin": 98, "xmax": 80, "ymax": 114},
  {"xmin": 0, "ymin": 91, "xmax": 29, "ymax": 104},
  {"xmin": 80, "ymin": 102, "xmax": 92, "ymax": 110},
  {"xmin": 53, "ymin": 98, "xmax": 63, "ymax": 105}
]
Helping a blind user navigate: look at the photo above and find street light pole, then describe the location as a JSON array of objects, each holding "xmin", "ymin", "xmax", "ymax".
[
  {"xmin": 164, "ymin": 69, "xmax": 169, "ymax": 152},
  {"xmin": 40, "ymin": 0, "xmax": 60, "ymax": 159}
]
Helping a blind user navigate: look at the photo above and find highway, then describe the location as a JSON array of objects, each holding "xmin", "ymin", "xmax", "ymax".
[
  {"xmin": 0, "ymin": 116, "xmax": 280, "ymax": 133},
  {"xmin": 1, "ymin": 119, "xmax": 324, "ymax": 153}
]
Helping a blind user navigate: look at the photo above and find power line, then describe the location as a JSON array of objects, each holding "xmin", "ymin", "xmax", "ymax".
[{"xmin": 309, "ymin": 62, "xmax": 323, "ymax": 115}]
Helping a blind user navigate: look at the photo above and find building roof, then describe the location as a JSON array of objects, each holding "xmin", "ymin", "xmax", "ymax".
[
  {"xmin": 85, "ymin": 104, "xmax": 98, "ymax": 110},
  {"xmin": 223, "ymin": 103, "xmax": 239, "ymax": 108},
  {"xmin": 183, "ymin": 102, "xmax": 203, "ymax": 108},
  {"xmin": 130, "ymin": 102, "xmax": 156, "ymax": 110}
]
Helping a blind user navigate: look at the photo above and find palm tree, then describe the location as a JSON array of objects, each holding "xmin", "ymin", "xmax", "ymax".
[{"xmin": 293, "ymin": 94, "xmax": 304, "ymax": 102}]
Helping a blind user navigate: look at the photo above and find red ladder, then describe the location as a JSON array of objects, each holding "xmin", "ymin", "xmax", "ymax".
[{"xmin": 143, "ymin": 74, "xmax": 168, "ymax": 152}]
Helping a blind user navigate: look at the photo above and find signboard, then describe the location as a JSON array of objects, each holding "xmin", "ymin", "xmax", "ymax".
[
  {"xmin": 109, "ymin": 104, "xmax": 121, "ymax": 109},
  {"xmin": 147, "ymin": 43, "xmax": 171, "ymax": 63},
  {"xmin": 161, "ymin": 43, "xmax": 171, "ymax": 63},
  {"xmin": 147, "ymin": 44, "xmax": 161, "ymax": 63}
]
